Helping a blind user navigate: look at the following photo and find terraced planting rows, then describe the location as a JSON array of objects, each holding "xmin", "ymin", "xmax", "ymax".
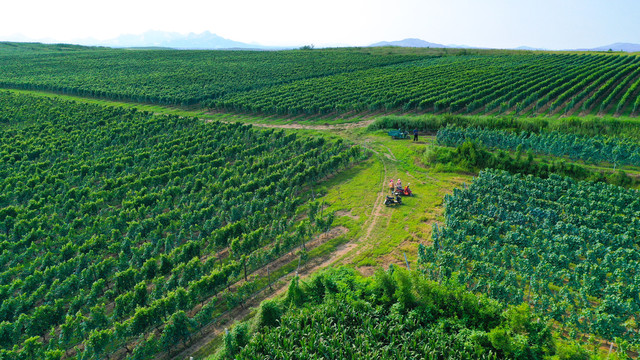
[
  {"xmin": 0, "ymin": 49, "xmax": 420, "ymax": 106},
  {"xmin": 0, "ymin": 92, "xmax": 363, "ymax": 359},
  {"xmin": 212, "ymin": 53, "xmax": 640, "ymax": 116},
  {"xmin": 1, "ymin": 47, "xmax": 639, "ymax": 117},
  {"xmin": 419, "ymin": 169, "xmax": 640, "ymax": 346}
]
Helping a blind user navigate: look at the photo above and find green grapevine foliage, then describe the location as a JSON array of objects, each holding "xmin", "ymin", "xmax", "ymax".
[
  {"xmin": 0, "ymin": 91, "xmax": 363, "ymax": 359},
  {"xmin": 419, "ymin": 169, "xmax": 640, "ymax": 344}
]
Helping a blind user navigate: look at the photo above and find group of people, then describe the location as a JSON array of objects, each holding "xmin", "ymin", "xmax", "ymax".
[{"xmin": 388, "ymin": 178, "xmax": 411, "ymax": 195}]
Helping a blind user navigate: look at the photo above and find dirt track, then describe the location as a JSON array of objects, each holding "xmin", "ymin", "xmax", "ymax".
[{"xmin": 166, "ymin": 227, "xmax": 352, "ymax": 360}]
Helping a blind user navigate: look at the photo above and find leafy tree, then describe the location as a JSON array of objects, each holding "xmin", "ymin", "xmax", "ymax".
[
  {"xmin": 85, "ymin": 329, "xmax": 113, "ymax": 360},
  {"xmin": 21, "ymin": 336, "xmax": 43, "ymax": 360},
  {"xmin": 160, "ymin": 311, "xmax": 193, "ymax": 351}
]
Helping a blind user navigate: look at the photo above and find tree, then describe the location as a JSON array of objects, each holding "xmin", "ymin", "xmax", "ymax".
[
  {"xmin": 85, "ymin": 329, "xmax": 113, "ymax": 360},
  {"xmin": 0, "ymin": 321, "xmax": 16, "ymax": 348},
  {"xmin": 21, "ymin": 336, "xmax": 43, "ymax": 360},
  {"xmin": 160, "ymin": 311, "xmax": 193, "ymax": 352}
]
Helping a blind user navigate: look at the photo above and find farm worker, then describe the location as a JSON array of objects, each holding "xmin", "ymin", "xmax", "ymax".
[
  {"xmin": 388, "ymin": 179, "xmax": 395, "ymax": 194},
  {"xmin": 413, "ymin": 129, "xmax": 418, "ymax": 142},
  {"xmin": 405, "ymin": 183, "xmax": 411, "ymax": 195},
  {"xmin": 396, "ymin": 178, "xmax": 402, "ymax": 190}
]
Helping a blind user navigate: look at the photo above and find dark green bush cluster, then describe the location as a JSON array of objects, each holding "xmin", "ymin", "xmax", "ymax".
[
  {"xmin": 426, "ymin": 141, "xmax": 637, "ymax": 187},
  {"xmin": 369, "ymin": 114, "xmax": 640, "ymax": 140},
  {"xmin": 216, "ymin": 267, "xmax": 559, "ymax": 359}
]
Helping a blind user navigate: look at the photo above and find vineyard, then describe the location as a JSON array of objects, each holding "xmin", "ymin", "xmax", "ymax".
[
  {"xmin": 0, "ymin": 91, "xmax": 363, "ymax": 359},
  {"xmin": 0, "ymin": 48, "xmax": 421, "ymax": 106},
  {"xmin": 419, "ymin": 169, "xmax": 640, "ymax": 347},
  {"xmin": 2, "ymin": 41, "xmax": 640, "ymax": 359},
  {"xmin": 0, "ymin": 46, "xmax": 640, "ymax": 117},
  {"xmin": 211, "ymin": 53, "xmax": 640, "ymax": 116}
]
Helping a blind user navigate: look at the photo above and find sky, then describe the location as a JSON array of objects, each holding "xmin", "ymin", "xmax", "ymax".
[{"xmin": 2, "ymin": 0, "xmax": 639, "ymax": 49}]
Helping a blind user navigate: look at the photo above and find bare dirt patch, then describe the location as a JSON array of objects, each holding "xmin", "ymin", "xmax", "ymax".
[{"xmin": 336, "ymin": 209, "xmax": 360, "ymax": 220}]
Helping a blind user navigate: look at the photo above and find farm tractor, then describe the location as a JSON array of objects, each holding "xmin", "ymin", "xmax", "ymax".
[{"xmin": 388, "ymin": 129, "xmax": 409, "ymax": 139}]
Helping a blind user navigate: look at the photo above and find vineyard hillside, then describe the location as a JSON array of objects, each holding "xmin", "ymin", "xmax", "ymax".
[
  {"xmin": 1, "ymin": 43, "xmax": 640, "ymax": 360},
  {"xmin": 0, "ymin": 46, "xmax": 639, "ymax": 117},
  {"xmin": 0, "ymin": 91, "xmax": 363, "ymax": 359}
]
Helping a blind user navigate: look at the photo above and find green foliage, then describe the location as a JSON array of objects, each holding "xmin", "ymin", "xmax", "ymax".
[
  {"xmin": 215, "ymin": 267, "xmax": 560, "ymax": 359},
  {"xmin": 284, "ymin": 276, "xmax": 305, "ymax": 308},
  {"xmin": 369, "ymin": 113, "xmax": 640, "ymax": 140},
  {"xmin": 392, "ymin": 267, "xmax": 416, "ymax": 309},
  {"xmin": 554, "ymin": 340, "xmax": 592, "ymax": 360},
  {"xmin": 2, "ymin": 49, "xmax": 637, "ymax": 116},
  {"xmin": 428, "ymin": 140, "xmax": 638, "ymax": 187},
  {"xmin": 0, "ymin": 49, "xmax": 417, "ymax": 106},
  {"xmin": 253, "ymin": 300, "xmax": 283, "ymax": 329},
  {"xmin": 437, "ymin": 125, "xmax": 640, "ymax": 167},
  {"xmin": 419, "ymin": 169, "xmax": 640, "ymax": 345},
  {"xmin": 221, "ymin": 322, "xmax": 250, "ymax": 359},
  {"xmin": 84, "ymin": 329, "xmax": 113, "ymax": 359},
  {"xmin": 488, "ymin": 304, "xmax": 554, "ymax": 359},
  {"xmin": 161, "ymin": 310, "xmax": 193, "ymax": 349},
  {"xmin": 214, "ymin": 53, "xmax": 640, "ymax": 116},
  {"xmin": 0, "ymin": 92, "xmax": 362, "ymax": 358}
]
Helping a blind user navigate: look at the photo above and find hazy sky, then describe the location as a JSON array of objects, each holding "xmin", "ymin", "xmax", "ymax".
[{"xmin": 2, "ymin": 0, "xmax": 639, "ymax": 49}]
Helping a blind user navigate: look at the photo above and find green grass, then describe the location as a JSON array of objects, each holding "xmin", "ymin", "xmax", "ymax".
[{"xmin": 314, "ymin": 128, "xmax": 473, "ymax": 269}]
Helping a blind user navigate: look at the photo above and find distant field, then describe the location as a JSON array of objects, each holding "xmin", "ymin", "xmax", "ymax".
[
  {"xmin": 213, "ymin": 53, "xmax": 640, "ymax": 117},
  {"xmin": 0, "ymin": 44, "xmax": 639, "ymax": 117},
  {"xmin": 0, "ymin": 47, "xmax": 421, "ymax": 106}
]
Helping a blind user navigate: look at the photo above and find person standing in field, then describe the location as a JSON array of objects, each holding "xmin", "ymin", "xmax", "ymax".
[
  {"xmin": 413, "ymin": 129, "xmax": 418, "ymax": 142},
  {"xmin": 389, "ymin": 179, "xmax": 395, "ymax": 194}
]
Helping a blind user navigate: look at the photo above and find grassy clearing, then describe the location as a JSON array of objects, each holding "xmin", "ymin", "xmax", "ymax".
[{"xmin": 343, "ymin": 131, "xmax": 471, "ymax": 270}]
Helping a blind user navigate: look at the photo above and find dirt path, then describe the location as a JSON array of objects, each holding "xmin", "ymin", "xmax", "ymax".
[
  {"xmin": 165, "ymin": 227, "xmax": 349, "ymax": 360},
  {"xmin": 167, "ymin": 133, "xmax": 393, "ymax": 359},
  {"xmin": 238, "ymin": 119, "xmax": 376, "ymax": 131}
]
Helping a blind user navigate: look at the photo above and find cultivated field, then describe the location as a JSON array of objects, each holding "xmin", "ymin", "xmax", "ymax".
[{"xmin": 1, "ymin": 43, "xmax": 639, "ymax": 359}]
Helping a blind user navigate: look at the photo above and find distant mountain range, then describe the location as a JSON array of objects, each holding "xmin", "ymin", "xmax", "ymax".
[
  {"xmin": 367, "ymin": 38, "xmax": 640, "ymax": 53},
  {"xmin": 83, "ymin": 31, "xmax": 285, "ymax": 50},
  {"xmin": 3, "ymin": 32, "xmax": 639, "ymax": 52},
  {"xmin": 576, "ymin": 42, "xmax": 640, "ymax": 52},
  {"xmin": 369, "ymin": 38, "xmax": 448, "ymax": 48}
]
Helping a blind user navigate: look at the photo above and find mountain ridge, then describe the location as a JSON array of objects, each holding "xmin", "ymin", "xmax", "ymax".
[{"xmin": 3, "ymin": 33, "xmax": 639, "ymax": 52}]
